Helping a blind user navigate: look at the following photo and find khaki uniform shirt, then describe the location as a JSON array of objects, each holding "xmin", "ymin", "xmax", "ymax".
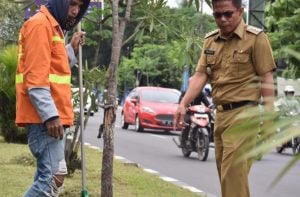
[{"xmin": 196, "ymin": 20, "xmax": 276, "ymax": 105}]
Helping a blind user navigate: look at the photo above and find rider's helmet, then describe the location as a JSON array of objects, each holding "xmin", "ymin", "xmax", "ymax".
[{"xmin": 284, "ymin": 85, "xmax": 295, "ymax": 96}]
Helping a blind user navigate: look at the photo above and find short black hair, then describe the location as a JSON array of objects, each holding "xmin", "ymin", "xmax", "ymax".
[{"xmin": 212, "ymin": 0, "xmax": 242, "ymax": 8}]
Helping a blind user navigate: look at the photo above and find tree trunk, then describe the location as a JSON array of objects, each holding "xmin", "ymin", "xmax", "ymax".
[
  {"xmin": 93, "ymin": 23, "xmax": 102, "ymax": 67},
  {"xmin": 101, "ymin": 0, "xmax": 133, "ymax": 196}
]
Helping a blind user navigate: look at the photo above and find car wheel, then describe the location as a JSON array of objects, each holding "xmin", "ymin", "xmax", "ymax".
[
  {"xmin": 121, "ymin": 113, "xmax": 129, "ymax": 129},
  {"xmin": 164, "ymin": 130, "xmax": 171, "ymax": 134},
  {"xmin": 135, "ymin": 116, "xmax": 144, "ymax": 132}
]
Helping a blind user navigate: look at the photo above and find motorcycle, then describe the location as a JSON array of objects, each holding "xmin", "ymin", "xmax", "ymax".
[
  {"xmin": 173, "ymin": 104, "xmax": 213, "ymax": 161},
  {"xmin": 276, "ymin": 111, "xmax": 300, "ymax": 155}
]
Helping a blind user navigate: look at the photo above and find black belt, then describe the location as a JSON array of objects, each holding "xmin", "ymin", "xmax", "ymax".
[{"xmin": 216, "ymin": 101, "xmax": 256, "ymax": 112}]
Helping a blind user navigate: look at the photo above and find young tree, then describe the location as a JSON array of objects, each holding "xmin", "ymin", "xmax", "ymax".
[
  {"xmin": 101, "ymin": 1, "xmax": 187, "ymax": 195},
  {"xmin": 100, "ymin": 0, "xmax": 133, "ymax": 196}
]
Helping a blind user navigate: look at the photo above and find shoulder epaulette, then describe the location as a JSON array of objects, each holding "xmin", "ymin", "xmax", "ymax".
[
  {"xmin": 205, "ymin": 29, "xmax": 219, "ymax": 39},
  {"xmin": 246, "ymin": 25, "xmax": 263, "ymax": 35}
]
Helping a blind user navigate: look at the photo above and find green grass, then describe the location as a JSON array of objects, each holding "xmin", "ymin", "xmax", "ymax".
[{"xmin": 0, "ymin": 137, "xmax": 202, "ymax": 197}]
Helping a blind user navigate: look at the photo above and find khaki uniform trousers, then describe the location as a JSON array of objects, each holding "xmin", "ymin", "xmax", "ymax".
[{"xmin": 214, "ymin": 105, "xmax": 260, "ymax": 197}]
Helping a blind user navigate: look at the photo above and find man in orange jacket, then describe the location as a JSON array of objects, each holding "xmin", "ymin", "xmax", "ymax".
[{"xmin": 16, "ymin": 0, "xmax": 90, "ymax": 196}]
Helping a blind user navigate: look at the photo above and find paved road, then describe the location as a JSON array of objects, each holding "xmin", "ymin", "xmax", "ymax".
[{"xmin": 84, "ymin": 109, "xmax": 300, "ymax": 197}]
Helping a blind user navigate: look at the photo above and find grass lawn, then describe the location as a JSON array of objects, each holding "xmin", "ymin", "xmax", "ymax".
[{"xmin": 0, "ymin": 137, "xmax": 202, "ymax": 197}]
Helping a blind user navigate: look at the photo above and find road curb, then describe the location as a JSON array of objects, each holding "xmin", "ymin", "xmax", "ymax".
[{"xmin": 84, "ymin": 143, "xmax": 207, "ymax": 196}]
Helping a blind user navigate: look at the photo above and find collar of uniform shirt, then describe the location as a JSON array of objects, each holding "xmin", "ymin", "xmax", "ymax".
[{"xmin": 215, "ymin": 19, "xmax": 245, "ymax": 41}]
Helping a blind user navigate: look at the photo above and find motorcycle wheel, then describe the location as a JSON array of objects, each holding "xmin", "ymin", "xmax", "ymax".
[
  {"xmin": 179, "ymin": 133, "xmax": 191, "ymax": 157},
  {"xmin": 196, "ymin": 128, "xmax": 209, "ymax": 161},
  {"xmin": 292, "ymin": 145, "xmax": 297, "ymax": 155},
  {"xmin": 276, "ymin": 146, "xmax": 284, "ymax": 153},
  {"xmin": 121, "ymin": 113, "xmax": 129, "ymax": 129},
  {"xmin": 182, "ymin": 147, "xmax": 192, "ymax": 157},
  {"xmin": 291, "ymin": 138, "xmax": 300, "ymax": 155},
  {"xmin": 296, "ymin": 144, "xmax": 300, "ymax": 155},
  {"xmin": 255, "ymin": 152, "xmax": 263, "ymax": 161}
]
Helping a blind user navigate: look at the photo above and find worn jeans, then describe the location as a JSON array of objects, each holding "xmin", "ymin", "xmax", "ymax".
[{"xmin": 24, "ymin": 124, "xmax": 67, "ymax": 197}]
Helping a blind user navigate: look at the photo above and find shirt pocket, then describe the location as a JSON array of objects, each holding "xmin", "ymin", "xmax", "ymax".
[
  {"xmin": 231, "ymin": 51, "xmax": 250, "ymax": 64},
  {"xmin": 206, "ymin": 55, "xmax": 216, "ymax": 66},
  {"xmin": 229, "ymin": 50, "xmax": 251, "ymax": 76},
  {"xmin": 232, "ymin": 51, "xmax": 249, "ymax": 64},
  {"xmin": 206, "ymin": 55, "xmax": 220, "ymax": 81},
  {"xmin": 51, "ymin": 42, "xmax": 69, "ymax": 73}
]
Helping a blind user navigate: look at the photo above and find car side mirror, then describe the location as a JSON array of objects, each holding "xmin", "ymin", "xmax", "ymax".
[{"xmin": 130, "ymin": 98, "xmax": 138, "ymax": 104}]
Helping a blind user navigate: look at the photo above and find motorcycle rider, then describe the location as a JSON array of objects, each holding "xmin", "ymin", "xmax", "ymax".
[
  {"xmin": 179, "ymin": 76, "xmax": 212, "ymax": 147},
  {"xmin": 204, "ymin": 84, "xmax": 215, "ymax": 141},
  {"xmin": 276, "ymin": 85, "xmax": 300, "ymax": 115},
  {"xmin": 275, "ymin": 85, "xmax": 300, "ymax": 154},
  {"xmin": 204, "ymin": 84, "xmax": 213, "ymax": 106}
]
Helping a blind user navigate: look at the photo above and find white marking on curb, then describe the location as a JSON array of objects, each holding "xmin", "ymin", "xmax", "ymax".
[
  {"xmin": 84, "ymin": 142, "xmax": 91, "ymax": 146},
  {"xmin": 143, "ymin": 168, "xmax": 159, "ymax": 174},
  {"xmin": 160, "ymin": 176, "xmax": 178, "ymax": 182},
  {"xmin": 85, "ymin": 141, "xmax": 208, "ymax": 195},
  {"xmin": 114, "ymin": 155, "xmax": 126, "ymax": 160},
  {"xmin": 182, "ymin": 186, "xmax": 203, "ymax": 193},
  {"xmin": 114, "ymin": 155, "xmax": 139, "ymax": 166},
  {"xmin": 89, "ymin": 146, "xmax": 100, "ymax": 150}
]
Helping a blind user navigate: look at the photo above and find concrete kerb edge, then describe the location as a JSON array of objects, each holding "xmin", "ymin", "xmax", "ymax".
[{"xmin": 84, "ymin": 143, "xmax": 207, "ymax": 196}]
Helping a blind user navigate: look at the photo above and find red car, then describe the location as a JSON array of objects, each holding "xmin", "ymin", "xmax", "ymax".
[{"xmin": 121, "ymin": 86, "xmax": 181, "ymax": 132}]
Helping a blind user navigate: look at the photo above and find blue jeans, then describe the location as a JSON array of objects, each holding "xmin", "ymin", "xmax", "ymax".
[{"xmin": 24, "ymin": 124, "xmax": 67, "ymax": 197}]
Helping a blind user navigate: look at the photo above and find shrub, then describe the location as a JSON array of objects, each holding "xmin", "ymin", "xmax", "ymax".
[{"xmin": 0, "ymin": 45, "xmax": 26, "ymax": 143}]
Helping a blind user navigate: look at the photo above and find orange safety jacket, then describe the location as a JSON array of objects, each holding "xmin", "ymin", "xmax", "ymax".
[{"xmin": 15, "ymin": 6, "xmax": 73, "ymax": 126}]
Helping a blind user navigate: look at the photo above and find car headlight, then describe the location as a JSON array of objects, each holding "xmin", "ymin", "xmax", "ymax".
[{"xmin": 142, "ymin": 106, "xmax": 155, "ymax": 114}]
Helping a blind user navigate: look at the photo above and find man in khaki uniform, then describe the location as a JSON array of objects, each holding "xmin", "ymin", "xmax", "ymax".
[{"xmin": 174, "ymin": 0, "xmax": 276, "ymax": 196}]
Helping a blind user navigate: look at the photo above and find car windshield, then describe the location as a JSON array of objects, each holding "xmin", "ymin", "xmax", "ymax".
[{"xmin": 141, "ymin": 89, "xmax": 180, "ymax": 103}]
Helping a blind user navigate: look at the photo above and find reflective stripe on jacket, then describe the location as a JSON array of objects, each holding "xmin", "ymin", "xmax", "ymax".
[{"xmin": 15, "ymin": 6, "xmax": 73, "ymax": 126}]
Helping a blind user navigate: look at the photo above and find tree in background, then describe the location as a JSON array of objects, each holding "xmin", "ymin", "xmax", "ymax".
[
  {"xmin": 185, "ymin": 0, "xmax": 212, "ymax": 11},
  {"xmin": 83, "ymin": 5, "xmax": 112, "ymax": 68},
  {"xmin": 119, "ymin": 43, "xmax": 183, "ymax": 89},
  {"xmin": 0, "ymin": 45, "xmax": 26, "ymax": 143},
  {"xmin": 118, "ymin": 6, "xmax": 216, "ymax": 94},
  {"xmin": 0, "ymin": 1, "xmax": 23, "ymax": 46},
  {"xmin": 265, "ymin": 0, "xmax": 300, "ymax": 79}
]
